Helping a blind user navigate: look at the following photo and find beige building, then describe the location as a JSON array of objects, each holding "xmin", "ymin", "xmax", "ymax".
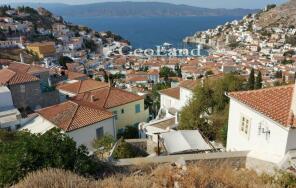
[
  {"xmin": 26, "ymin": 42, "xmax": 56, "ymax": 59},
  {"xmin": 57, "ymin": 79, "xmax": 149, "ymax": 130}
]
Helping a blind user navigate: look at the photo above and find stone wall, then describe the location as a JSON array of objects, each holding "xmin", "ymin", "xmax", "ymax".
[
  {"xmin": 9, "ymin": 81, "xmax": 42, "ymax": 110},
  {"xmin": 40, "ymin": 90, "xmax": 60, "ymax": 108},
  {"xmin": 115, "ymin": 151, "xmax": 249, "ymax": 167}
]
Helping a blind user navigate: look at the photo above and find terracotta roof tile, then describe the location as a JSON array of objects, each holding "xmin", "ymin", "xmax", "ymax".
[
  {"xmin": 0, "ymin": 68, "xmax": 39, "ymax": 85},
  {"xmin": 8, "ymin": 62, "xmax": 48, "ymax": 74},
  {"xmin": 37, "ymin": 101, "xmax": 113, "ymax": 132},
  {"xmin": 74, "ymin": 87, "xmax": 144, "ymax": 109},
  {"xmin": 159, "ymin": 87, "xmax": 180, "ymax": 99},
  {"xmin": 66, "ymin": 71, "xmax": 88, "ymax": 80},
  {"xmin": 179, "ymin": 80, "xmax": 199, "ymax": 91},
  {"xmin": 229, "ymin": 85, "xmax": 295, "ymax": 128},
  {"xmin": 57, "ymin": 79, "xmax": 109, "ymax": 94},
  {"xmin": 8, "ymin": 62, "xmax": 30, "ymax": 73}
]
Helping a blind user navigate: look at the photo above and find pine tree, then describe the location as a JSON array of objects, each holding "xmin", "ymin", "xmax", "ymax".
[
  {"xmin": 255, "ymin": 71, "xmax": 263, "ymax": 89},
  {"xmin": 248, "ymin": 68, "xmax": 255, "ymax": 90}
]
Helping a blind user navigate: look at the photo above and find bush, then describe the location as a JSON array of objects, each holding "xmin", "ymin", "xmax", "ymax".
[
  {"xmin": 0, "ymin": 129, "xmax": 111, "ymax": 187},
  {"xmin": 92, "ymin": 135, "xmax": 115, "ymax": 151},
  {"xmin": 117, "ymin": 125, "xmax": 139, "ymax": 139},
  {"xmin": 113, "ymin": 139, "xmax": 148, "ymax": 159}
]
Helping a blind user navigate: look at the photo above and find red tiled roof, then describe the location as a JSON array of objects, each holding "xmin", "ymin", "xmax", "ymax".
[
  {"xmin": 37, "ymin": 101, "xmax": 113, "ymax": 132},
  {"xmin": 229, "ymin": 85, "xmax": 296, "ymax": 128},
  {"xmin": 127, "ymin": 76, "xmax": 148, "ymax": 82},
  {"xmin": 8, "ymin": 62, "xmax": 30, "ymax": 72},
  {"xmin": 57, "ymin": 79, "xmax": 109, "ymax": 94},
  {"xmin": 0, "ymin": 68, "xmax": 39, "ymax": 85},
  {"xmin": 159, "ymin": 87, "xmax": 180, "ymax": 99},
  {"xmin": 179, "ymin": 80, "xmax": 199, "ymax": 91},
  {"xmin": 8, "ymin": 62, "xmax": 48, "ymax": 74},
  {"xmin": 66, "ymin": 70, "xmax": 87, "ymax": 80},
  {"xmin": 74, "ymin": 87, "xmax": 144, "ymax": 109}
]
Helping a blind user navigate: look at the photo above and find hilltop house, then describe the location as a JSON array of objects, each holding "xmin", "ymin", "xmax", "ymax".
[
  {"xmin": 0, "ymin": 86, "xmax": 38, "ymax": 131},
  {"xmin": 21, "ymin": 101, "xmax": 115, "ymax": 150},
  {"xmin": 0, "ymin": 62, "xmax": 60, "ymax": 110},
  {"xmin": 57, "ymin": 79, "xmax": 109, "ymax": 101},
  {"xmin": 0, "ymin": 68, "xmax": 42, "ymax": 110},
  {"xmin": 57, "ymin": 79, "xmax": 149, "ymax": 130},
  {"xmin": 0, "ymin": 86, "xmax": 22, "ymax": 131},
  {"xmin": 227, "ymin": 84, "xmax": 296, "ymax": 167},
  {"xmin": 159, "ymin": 80, "xmax": 199, "ymax": 112}
]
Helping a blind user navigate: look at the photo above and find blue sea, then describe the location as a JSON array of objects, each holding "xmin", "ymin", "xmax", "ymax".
[{"xmin": 65, "ymin": 16, "xmax": 242, "ymax": 49}]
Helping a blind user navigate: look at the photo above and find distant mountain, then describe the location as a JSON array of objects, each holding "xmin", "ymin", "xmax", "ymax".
[{"xmin": 7, "ymin": 2, "xmax": 258, "ymax": 17}]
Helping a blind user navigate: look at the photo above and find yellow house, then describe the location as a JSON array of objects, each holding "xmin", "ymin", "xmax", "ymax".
[
  {"xmin": 73, "ymin": 87, "xmax": 149, "ymax": 130},
  {"xmin": 56, "ymin": 79, "xmax": 149, "ymax": 130},
  {"xmin": 108, "ymin": 98, "xmax": 149, "ymax": 130},
  {"xmin": 27, "ymin": 42, "xmax": 56, "ymax": 59}
]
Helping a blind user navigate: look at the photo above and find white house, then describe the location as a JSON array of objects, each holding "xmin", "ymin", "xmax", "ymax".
[
  {"xmin": 227, "ymin": 84, "xmax": 296, "ymax": 167},
  {"xmin": 20, "ymin": 101, "xmax": 116, "ymax": 150},
  {"xmin": 159, "ymin": 80, "xmax": 198, "ymax": 112},
  {"xmin": 0, "ymin": 86, "xmax": 22, "ymax": 131}
]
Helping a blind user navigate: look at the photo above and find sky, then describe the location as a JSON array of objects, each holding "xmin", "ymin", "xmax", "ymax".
[{"xmin": 2, "ymin": 0, "xmax": 289, "ymax": 9}]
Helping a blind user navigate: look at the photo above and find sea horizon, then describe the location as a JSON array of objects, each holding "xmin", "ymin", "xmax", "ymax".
[{"xmin": 64, "ymin": 15, "xmax": 243, "ymax": 50}]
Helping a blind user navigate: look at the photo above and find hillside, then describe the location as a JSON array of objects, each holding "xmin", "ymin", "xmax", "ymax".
[
  {"xmin": 10, "ymin": 2, "xmax": 257, "ymax": 17},
  {"xmin": 256, "ymin": 0, "xmax": 296, "ymax": 28},
  {"xmin": 13, "ymin": 163, "xmax": 296, "ymax": 188}
]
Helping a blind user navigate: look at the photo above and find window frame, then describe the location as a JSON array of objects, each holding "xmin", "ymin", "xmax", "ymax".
[
  {"xmin": 135, "ymin": 104, "xmax": 141, "ymax": 113},
  {"xmin": 96, "ymin": 127, "xmax": 104, "ymax": 139},
  {"xmin": 240, "ymin": 115, "xmax": 251, "ymax": 138}
]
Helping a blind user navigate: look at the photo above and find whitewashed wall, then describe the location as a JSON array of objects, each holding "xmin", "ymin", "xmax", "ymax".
[
  {"xmin": 227, "ymin": 98, "xmax": 291, "ymax": 163},
  {"xmin": 160, "ymin": 94, "xmax": 181, "ymax": 111},
  {"xmin": 179, "ymin": 87, "xmax": 193, "ymax": 109},
  {"xmin": 67, "ymin": 117, "xmax": 115, "ymax": 150}
]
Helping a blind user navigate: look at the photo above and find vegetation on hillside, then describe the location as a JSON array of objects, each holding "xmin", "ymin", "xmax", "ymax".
[
  {"xmin": 179, "ymin": 73, "xmax": 245, "ymax": 143},
  {"xmin": 13, "ymin": 162, "xmax": 296, "ymax": 188},
  {"xmin": 113, "ymin": 139, "xmax": 148, "ymax": 159},
  {"xmin": 0, "ymin": 129, "xmax": 113, "ymax": 187}
]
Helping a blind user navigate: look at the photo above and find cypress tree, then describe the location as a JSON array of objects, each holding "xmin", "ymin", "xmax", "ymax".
[
  {"xmin": 255, "ymin": 71, "xmax": 263, "ymax": 89},
  {"xmin": 248, "ymin": 68, "xmax": 255, "ymax": 90}
]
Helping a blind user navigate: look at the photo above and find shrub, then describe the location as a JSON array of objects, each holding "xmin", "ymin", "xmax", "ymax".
[
  {"xmin": 0, "ymin": 129, "xmax": 111, "ymax": 187},
  {"xmin": 92, "ymin": 135, "xmax": 115, "ymax": 151},
  {"xmin": 113, "ymin": 139, "xmax": 148, "ymax": 159},
  {"xmin": 117, "ymin": 125, "xmax": 139, "ymax": 139}
]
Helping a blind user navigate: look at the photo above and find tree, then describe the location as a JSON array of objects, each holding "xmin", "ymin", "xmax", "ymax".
[
  {"xmin": 0, "ymin": 129, "xmax": 110, "ymax": 187},
  {"xmin": 83, "ymin": 39, "xmax": 98, "ymax": 52},
  {"xmin": 174, "ymin": 63, "xmax": 182, "ymax": 78},
  {"xmin": 159, "ymin": 67, "xmax": 176, "ymax": 78},
  {"xmin": 255, "ymin": 71, "xmax": 263, "ymax": 89},
  {"xmin": 117, "ymin": 125, "xmax": 139, "ymax": 139},
  {"xmin": 248, "ymin": 68, "xmax": 255, "ymax": 90},
  {"xmin": 58, "ymin": 56, "xmax": 73, "ymax": 69},
  {"xmin": 179, "ymin": 74, "xmax": 245, "ymax": 141}
]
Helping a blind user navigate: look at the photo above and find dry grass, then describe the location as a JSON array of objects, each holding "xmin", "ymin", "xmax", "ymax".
[{"xmin": 13, "ymin": 162, "xmax": 295, "ymax": 188}]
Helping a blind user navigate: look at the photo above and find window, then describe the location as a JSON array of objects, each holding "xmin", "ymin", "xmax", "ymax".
[
  {"xmin": 240, "ymin": 116, "xmax": 250, "ymax": 135},
  {"xmin": 135, "ymin": 104, "xmax": 141, "ymax": 113},
  {"xmin": 121, "ymin": 109, "xmax": 125, "ymax": 114},
  {"xmin": 113, "ymin": 111, "xmax": 118, "ymax": 120},
  {"xmin": 20, "ymin": 85, "xmax": 26, "ymax": 93},
  {"xmin": 96, "ymin": 127, "xmax": 104, "ymax": 139}
]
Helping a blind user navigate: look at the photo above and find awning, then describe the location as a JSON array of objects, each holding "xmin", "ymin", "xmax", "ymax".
[{"xmin": 161, "ymin": 130, "xmax": 212, "ymax": 154}]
